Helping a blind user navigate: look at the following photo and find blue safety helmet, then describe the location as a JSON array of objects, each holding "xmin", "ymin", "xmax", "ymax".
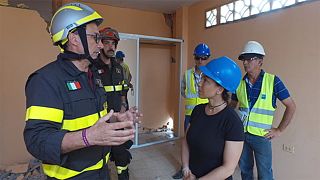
[
  {"xmin": 116, "ymin": 51, "xmax": 125, "ymax": 59},
  {"xmin": 193, "ymin": 43, "xmax": 211, "ymax": 57},
  {"xmin": 199, "ymin": 56, "xmax": 242, "ymax": 93}
]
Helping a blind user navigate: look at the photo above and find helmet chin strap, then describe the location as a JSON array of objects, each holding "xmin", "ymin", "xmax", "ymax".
[
  {"xmin": 77, "ymin": 27, "xmax": 95, "ymax": 64},
  {"xmin": 61, "ymin": 26, "xmax": 95, "ymax": 65}
]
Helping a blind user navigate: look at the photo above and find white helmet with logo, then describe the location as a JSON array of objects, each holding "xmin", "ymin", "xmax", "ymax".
[{"xmin": 240, "ymin": 41, "xmax": 265, "ymax": 56}]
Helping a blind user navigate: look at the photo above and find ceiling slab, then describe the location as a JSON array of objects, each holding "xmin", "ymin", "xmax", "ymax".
[{"xmin": 82, "ymin": 0, "xmax": 201, "ymax": 13}]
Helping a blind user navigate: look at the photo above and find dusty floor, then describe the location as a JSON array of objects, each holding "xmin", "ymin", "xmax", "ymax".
[
  {"xmin": 1, "ymin": 139, "xmax": 244, "ymax": 180},
  {"xmin": 109, "ymin": 139, "xmax": 242, "ymax": 180}
]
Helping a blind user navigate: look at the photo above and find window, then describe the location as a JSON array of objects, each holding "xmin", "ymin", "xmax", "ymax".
[
  {"xmin": 205, "ymin": 0, "xmax": 313, "ymax": 28},
  {"xmin": 234, "ymin": 0, "xmax": 250, "ymax": 20},
  {"xmin": 206, "ymin": 9, "xmax": 217, "ymax": 27},
  {"xmin": 251, "ymin": 0, "xmax": 271, "ymax": 15},
  {"xmin": 220, "ymin": 3, "xmax": 234, "ymax": 24}
]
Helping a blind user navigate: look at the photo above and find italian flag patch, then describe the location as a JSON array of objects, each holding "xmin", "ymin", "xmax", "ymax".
[{"xmin": 66, "ymin": 81, "xmax": 81, "ymax": 91}]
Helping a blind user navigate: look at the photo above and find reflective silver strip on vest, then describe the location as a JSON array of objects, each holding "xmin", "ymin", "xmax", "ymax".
[
  {"xmin": 185, "ymin": 105, "xmax": 196, "ymax": 110},
  {"xmin": 247, "ymin": 121, "xmax": 272, "ymax": 129},
  {"xmin": 186, "ymin": 94, "xmax": 198, "ymax": 98},
  {"xmin": 251, "ymin": 108, "xmax": 275, "ymax": 116},
  {"xmin": 239, "ymin": 107, "xmax": 249, "ymax": 114}
]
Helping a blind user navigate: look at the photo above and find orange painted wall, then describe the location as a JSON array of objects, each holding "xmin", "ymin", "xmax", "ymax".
[
  {"xmin": 175, "ymin": 6, "xmax": 189, "ymax": 136},
  {"xmin": 0, "ymin": 6, "xmax": 59, "ymax": 166},
  {"xmin": 187, "ymin": 1, "xmax": 320, "ymax": 179},
  {"xmin": 63, "ymin": 0, "xmax": 171, "ymax": 37}
]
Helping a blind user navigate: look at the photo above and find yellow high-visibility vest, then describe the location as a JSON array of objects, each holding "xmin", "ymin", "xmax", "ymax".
[
  {"xmin": 236, "ymin": 72, "xmax": 275, "ymax": 136},
  {"xmin": 184, "ymin": 69, "xmax": 208, "ymax": 115}
]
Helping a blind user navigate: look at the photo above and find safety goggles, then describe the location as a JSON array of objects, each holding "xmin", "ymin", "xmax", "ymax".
[
  {"xmin": 238, "ymin": 53, "xmax": 263, "ymax": 61},
  {"xmin": 195, "ymin": 56, "xmax": 209, "ymax": 61},
  {"xmin": 239, "ymin": 57, "xmax": 260, "ymax": 62}
]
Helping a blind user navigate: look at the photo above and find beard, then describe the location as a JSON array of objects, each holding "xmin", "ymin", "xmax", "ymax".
[{"xmin": 106, "ymin": 50, "xmax": 115, "ymax": 58}]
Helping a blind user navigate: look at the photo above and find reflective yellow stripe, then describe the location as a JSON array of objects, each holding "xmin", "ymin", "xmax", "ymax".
[
  {"xmin": 122, "ymin": 81, "xmax": 129, "ymax": 90},
  {"xmin": 76, "ymin": 12, "xmax": 102, "ymax": 25},
  {"xmin": 189, "ymin": 70, "xmax": 196, "ymax": 94},
  {"xmin": 25, "ymin": 106, "xmax": 63, "ymax": 123},
  {"xmin": 100, "ymin": 109, "xmax": 108, "ymax": 117},
  {"xmin": 117, "ymin": 165, "xmax": 128, "ymax": 174},
  {"xmin": 62, "ymin": 110, "xmax": 107, "ymax": 131},
  {"xmin": 43, "ymin": 153, "xmax": 110, "ymax": 179},
  {"xmin": 104, "ymin": 85, "xmax": 123, "ymax": 92},
  {"xmin": 52, "ymin": 29, "xmax": 65, "ymax": 44}
]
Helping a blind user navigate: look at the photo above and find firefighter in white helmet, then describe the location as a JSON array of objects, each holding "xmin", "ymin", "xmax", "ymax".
[{"xmin": 230, "ymin": 41, "xmax": 296, "ymax": 180}]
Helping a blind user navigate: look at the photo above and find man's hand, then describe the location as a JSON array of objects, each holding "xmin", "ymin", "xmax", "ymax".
[
  {"xmin": 120, "ymin": 104, "xmax": 126, "ymax": 113},
  {"xmin": 113, "ymin": 106, "xmax": 142, "ymax": 124},
  {"xmin": 264, "ymin": 127, "xmax": 282, "ymax": 140},
  {"xmin": 87, "ymin": 110, "xmax": 135, "ymax": 146}
]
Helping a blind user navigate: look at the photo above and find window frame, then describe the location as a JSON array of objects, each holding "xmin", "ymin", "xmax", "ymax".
[{"xmin": 205, "ymin": 0, "xmax": 314, "ymax": 29}]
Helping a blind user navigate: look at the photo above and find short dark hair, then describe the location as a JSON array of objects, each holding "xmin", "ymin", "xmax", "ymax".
[{"xmin": 222, "ymin": 90, "xmax": 230, "ymax": 103}]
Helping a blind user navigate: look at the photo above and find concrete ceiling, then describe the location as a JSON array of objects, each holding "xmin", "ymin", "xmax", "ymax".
[
  {"xmin": 82, "ymin": 0, "xmax": 201, "ymax": 13},
  {"xmin": 7, "ymin": 0, "xmax": 201, "ymax": 23}
]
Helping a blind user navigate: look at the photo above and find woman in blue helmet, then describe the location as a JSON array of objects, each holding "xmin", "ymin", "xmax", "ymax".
[{"xmin": 182, "ymin": 56, "xmax": 244, "ymax": 180}]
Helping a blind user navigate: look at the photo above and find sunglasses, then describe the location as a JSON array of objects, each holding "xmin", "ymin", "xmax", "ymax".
[
  {"xmin": 195, "ymin": 56, "xmax": 209, "ymax": 61},
  {"xmin": 86, "ymin": 33, "xmax": 103, "ymax": 44}
]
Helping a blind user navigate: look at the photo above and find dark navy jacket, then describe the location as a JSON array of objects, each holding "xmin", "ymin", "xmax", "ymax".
[
  {"xmin": 94, "ymin": 57, "xmax": 126, "ymax": 112},
  {"xmin": 24, "ymin": 53, "xmax": 110, "ymax": 179}
]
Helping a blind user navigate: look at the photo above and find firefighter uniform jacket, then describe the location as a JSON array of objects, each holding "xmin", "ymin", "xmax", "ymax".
[
  {"xmin": 95, "ymin": 57, "xmax": 127, "ymax": 112},
  {"xmin": 24, "ymin": 53, "xmax": 110, "ymax": 180}
]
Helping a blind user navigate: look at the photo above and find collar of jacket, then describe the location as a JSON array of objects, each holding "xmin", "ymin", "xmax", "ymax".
[
  {"xmin": 243, "ymin": 69, "xmax": 265, "ymax": 80},
  {"xmin": 57, "ymin": 53, "xmax": 86, "ymax": 77}
]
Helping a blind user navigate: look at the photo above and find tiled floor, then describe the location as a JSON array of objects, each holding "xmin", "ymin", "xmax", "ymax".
[{"xmin": 109, "ymin": 139, "xmax": 242, "ymax": 180}]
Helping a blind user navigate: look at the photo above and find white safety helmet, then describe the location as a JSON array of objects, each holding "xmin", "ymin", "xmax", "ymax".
[{"xmin": 240, "ymin": 41, "xmax": 265, "ymax": 56}]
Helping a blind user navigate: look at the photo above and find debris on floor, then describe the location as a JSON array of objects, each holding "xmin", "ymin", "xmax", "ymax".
[{"xmin": 0, "ymin": 159, "xmax": 46, "ymax": 180}]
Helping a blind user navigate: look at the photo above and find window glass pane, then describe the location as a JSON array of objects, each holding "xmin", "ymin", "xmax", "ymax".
[
  {"xmin": 234, "ymin": 0, "xmax": 250, "ymax": 20},
  {"xmin": 206, "ymin": 9, "xmax": 217, "ymax": 27},
  {"xmin": 220, "ymin": 2, "xmax": 234, "ymax": 24},
  {"xmin": 251, "ymin": 0, "xmax": 270, "ymax": 15},
  {"xmin": 272, "ymin": 0, "xmax": 296, "ymax": 10}
]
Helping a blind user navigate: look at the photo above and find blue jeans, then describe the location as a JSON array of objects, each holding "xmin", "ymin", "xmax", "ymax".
[
  {"xmin": 239, "ymin": 133, "xmax": 274, "ymax": 180},
  {"xmin": 184, "ymin": 115, "xmax": 191, "ymax": 132}
]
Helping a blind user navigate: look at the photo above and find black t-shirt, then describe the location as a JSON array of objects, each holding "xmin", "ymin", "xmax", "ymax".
[{"xmin": 186, "ymin": 104, "xmax": 244, "ymax": 179}]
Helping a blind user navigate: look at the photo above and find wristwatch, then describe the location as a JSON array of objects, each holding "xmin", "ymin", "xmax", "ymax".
[{"xmin": 121, "ymin": 102, "xmax": 128, "ymax": 109}]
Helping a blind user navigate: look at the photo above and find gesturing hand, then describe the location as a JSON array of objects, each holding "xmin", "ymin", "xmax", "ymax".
[
  {"xmin": 87, "ymin": 110, "xmax": 135, "ymax": 146},
  {"xmin": 113, "ymin": 106, "xmax": 142, "ymax": 124}
]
